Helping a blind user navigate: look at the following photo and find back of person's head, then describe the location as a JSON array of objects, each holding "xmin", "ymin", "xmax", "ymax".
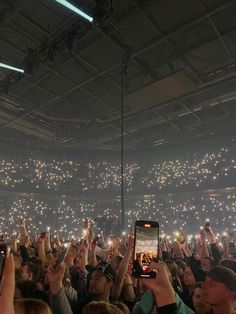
[
  {"xmin": 16, "ymin": 281, "xmax": 49, "ymax": 304},
  {"xmin": 164, "ymin": 260, "xmax": 183, "ymax": 292},
  {"xmin": 22, "ymin": 261, "xmax": 40, "ymax": 281},
  {"xmin": 113, "ymin": 301, "xmax": 131, "ymax": 314},
  {"xmin": 219, "ymin": 258, "xmax": 236, "ymax": 273},
  {"xmin": 14, "ymin": 298, "xmax": 51, "ymax": 314},
  {"xmin": 164, "ymin": 260, "xmax": 179, "ymax": 279},
  {"xmin": 175, "ymin": 259, "xmax": 187, "ymax": 272},
  {"xmin": 82, "ymin": 301, "xmax": 122, "ymax": 314},
  {"xmin": 201, "ymin": 256, "xmax": 215, "ymax": 269}
]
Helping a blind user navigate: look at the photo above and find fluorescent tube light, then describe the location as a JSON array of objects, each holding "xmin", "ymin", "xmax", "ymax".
[
  {"xmin": 54, "ymin": 0, "xmax": 93, "ymax": 22},
  {"xmin": 0, "ymin": 62, "xmax": 24, "ymax": 73}
]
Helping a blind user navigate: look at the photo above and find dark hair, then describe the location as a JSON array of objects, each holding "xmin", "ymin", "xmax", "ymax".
[
  {"xmin": 16, "ymin": 281, "xmax": 49, "ymax": 304},
  {"xmin": 203, "ymin": 256, "xmax": 215, "ymax": 268},
  {"xmin": 219, "ymin": 258, "xmax": 236, "ymax": 273},
  {"xmin": 22, "ymin": 262, "xmax": 41, "ymax": 281},
  {"xmin": 165, "ymin": 260, "xmax": 183, "ymax": 294}
]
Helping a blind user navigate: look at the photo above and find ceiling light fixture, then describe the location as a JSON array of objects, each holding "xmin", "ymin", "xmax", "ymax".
[
  {"xmin": 0, "ymin": 62, "xmax": 24, "ymax": 73},
  {"xmin": 54, "ymin": 0, "xmax": 93, "ymax": 22}
]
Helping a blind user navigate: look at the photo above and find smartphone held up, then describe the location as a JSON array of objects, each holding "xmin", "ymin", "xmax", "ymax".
[
  {"xmin": 0, "ymin": 244, "xmax": 10, "ymax": 290},
  {"xmin": 132, "ymin": 220, "xmax": 159, "ymax": 279}
]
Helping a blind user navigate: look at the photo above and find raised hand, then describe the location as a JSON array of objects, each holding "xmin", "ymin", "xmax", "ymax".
[
  {"xmin": 0, "ymin": 254, "xmax": 15, "ymax": 314},
  {"xmin": 47, "ymin": 263, "xmax": 65, "ymax": 295},
  {"xmin": 142, "ymin": 261, "xmax": 175, "ymax": 307},
  {"xmin": 19, "ymin": 218, "xmax": 25, "ymax": 229}
]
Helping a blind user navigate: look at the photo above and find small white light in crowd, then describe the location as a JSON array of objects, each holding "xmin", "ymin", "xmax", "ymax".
[
  {"xmin": 47, "ymin": 226, "xmax": 50, "ymax": 232},
  {"xmin": 122, "ymin": 231, "xmax": 126, "ymax": 236}
]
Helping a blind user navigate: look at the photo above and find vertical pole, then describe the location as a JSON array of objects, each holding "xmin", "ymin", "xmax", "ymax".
[{"xmin": 121, "ymin": 63, "xmax": 125, "ymax": 231}]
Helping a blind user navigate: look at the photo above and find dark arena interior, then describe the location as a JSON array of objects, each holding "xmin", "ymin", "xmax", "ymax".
[{"xmin": 1, "ymin": 1, "xmax": 236, "ymax": 313}]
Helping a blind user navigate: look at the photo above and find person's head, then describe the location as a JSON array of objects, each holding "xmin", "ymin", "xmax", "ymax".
[
  {"xmin": 174, "ymin": 259, "xmax": 186, "ymax": 278},
  {"xmin": 14, "ymin": 254, "xmax": 23, "ymax": 269},
  {"xmin": 165, "ymin": 260, "xmax": 180, "ymax": 283},
  {"xmin": 65, "ymin": 244, "xmax": 78, "ymax": 263},
  {"xmin": 201, "ymin": 257, "xmax": 214, "ymax": 270},
  {"xmin": 183, "ymin": 266, "xmax": 196, "ymax": 288},
  {"xmin": 20, "ymin": 262, "xmax": 40, "ymax": 281},
  {"xmin": 113, "ymin": 301, "xmax": 131, "ymax": 314},
  {"xmin": 192, "ymin": 283, "xmax": 211, "ymax": 314},
  {"xmin": 14, "ymin": 298, "xmax": 51, "ymax": 314},
  {"xmin": 15, "ymin": 281, "xmax": 49, "ymax": 304},
  {"xmin": 82, "ymin": 301, "xmax": 122, "ymax": 314},
  {"xmin": 109, "ymin": 236, "xmax": 121, "ymax": 251},
  {"xmin": 87, "ymin": 262, "xmax": 116, "ymax": 301},
  {"xmin": 202, "ymin": 266, "xmax": 236, "ymax": 308},
  {"xmin": 218, "ymin": 258, "xmax": 236, "ymax": 273}
]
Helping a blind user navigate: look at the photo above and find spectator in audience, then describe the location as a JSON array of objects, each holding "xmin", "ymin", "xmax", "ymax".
[
  {"xmin": 19, "ymin": 261, "xmax": 40, "ymax": 282},
  {"xmin": 14, "ymin": 298, "xmax": 52, "ymax": 314},
  {"xmin": 219, "ymin": 258, "xmax": 236, "ymax": 273},
  {"xmin": 202, "ymin": 266, "xmax": 236, "ymax": 314},
  {"xmin": 48, "ymin": 260, "xmax": 124, "ymax": 314},
  {"xmin": 180, "ymin": 266, "xmax": 196, "ymax": 310},
  {"xmin": 15, "ymin": 280, "xmax": 49, "ymax": 304},
  {"xmin": 192, "ymin": 283, "xmax": 211, "ymax": 314},
  {"xmin": 82, "ymin": 300, "xmax": 124, "ymax": 314}
]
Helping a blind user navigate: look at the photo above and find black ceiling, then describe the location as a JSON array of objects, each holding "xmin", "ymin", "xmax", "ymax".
[{"xmin": 0, "ymin": 0, "xmax": 236, "ymax": 152}]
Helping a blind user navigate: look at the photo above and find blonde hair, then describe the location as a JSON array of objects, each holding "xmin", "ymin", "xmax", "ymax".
[
  {"xmin": 113, "ymin": 301, "xmax": 131, "ymax": 314},
  {"xmin": 82, "ymin": 301, "xmax": 123, "ymax": 314},
  {"xmin": 14, "ymin": 298, "xmax": 51, "ymax": 314}
]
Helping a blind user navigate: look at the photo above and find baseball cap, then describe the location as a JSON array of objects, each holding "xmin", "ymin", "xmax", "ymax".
[
  {"xmin": 86, "ymin": 261, "xmax": 116, "ymax": 281},
  {"xmin": 203, "ymin": 265, "xmax": 236, "ymax": 292}
]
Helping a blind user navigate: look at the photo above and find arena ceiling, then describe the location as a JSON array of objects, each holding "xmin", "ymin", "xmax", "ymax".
[{"xmin": 0, "ymin": 0, "xmax": 236, "ymax": 151}]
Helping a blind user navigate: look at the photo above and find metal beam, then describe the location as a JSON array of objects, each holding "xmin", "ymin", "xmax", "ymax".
[
  {"xmin": 1, "ymin": 0, "xmax": 235, "ymax": 129},
  {"xmin": 128, "ymin": 0, "xmax": 206, "ymax": 86},
  {"xmin": 4, "ymin": 0, "xmax": 234, "ymax": 97},
  {"xmin": 178, "ymin": 99, "xmax": 202, "ymax": 122},
  {"xmin": 199, "ymin": 0, "xmax": 236, "ymax": 63}
]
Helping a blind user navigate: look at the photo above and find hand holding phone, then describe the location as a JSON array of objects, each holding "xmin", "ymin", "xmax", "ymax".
[
  {"xmin": 205, "ymin": 221, "xmax": 210, "ymax": 232},
  {"xmin": 0, "ymin": 245, "xmax": 10, "ymax": 289},
  {"xmin": 54, "ymin": 247, "xmax": 69, "ymax": 271},
  {"xmin": 132, "ymin": 220, "xmax": 159, "ymax": 279}
]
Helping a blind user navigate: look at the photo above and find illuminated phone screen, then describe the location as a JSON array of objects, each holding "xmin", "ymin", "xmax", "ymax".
[
  {"xmin": 0, "ymin": 245, "xmax": 7, "ymax": 281},
  {"xmin": 134, "ymin": 223, "xmax": 159, "ymax": 274}
]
